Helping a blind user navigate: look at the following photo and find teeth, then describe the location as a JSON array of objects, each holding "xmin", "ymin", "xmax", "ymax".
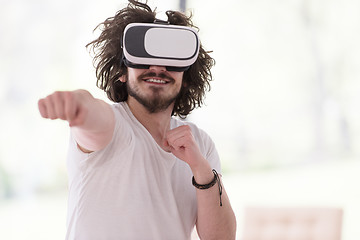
[{"xmin": 145, "ymin": 79, "xmax": 167, "ymax": 84}]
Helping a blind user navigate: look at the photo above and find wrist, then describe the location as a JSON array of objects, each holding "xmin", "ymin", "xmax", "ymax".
[
  {"xmin": 190, "ymin": 159, "xmax": 213, "ymax": 185},
  {"xmin": 192, "ymin": 169, "xmax": 223, "ymax": 207}
]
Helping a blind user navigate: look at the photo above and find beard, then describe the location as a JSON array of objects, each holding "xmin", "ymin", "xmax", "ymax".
[{"xmin": 126, "ymin": 71, "xmax": 181, "ymax": 114}]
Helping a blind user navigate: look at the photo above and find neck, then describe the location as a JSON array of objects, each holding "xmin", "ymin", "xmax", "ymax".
[{"xmin": 126, "ymin": 97, "xmax": 174, "ymax": 148}]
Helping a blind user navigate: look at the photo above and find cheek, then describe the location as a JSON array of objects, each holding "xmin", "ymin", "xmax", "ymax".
[
  {"xmin": 174, "ymin": 72, "xmax": 184, "ymax": 85},
  {"xmin": 126, "ymin": 71, "xmax": 136, "ymax": 82},
  {"xmin": 176, "ymin": 72, "xmax": 184, "ymax": 79},
  {"xmin": 126, "ymin": 68, "xmax": 143, "ymax": 81}
]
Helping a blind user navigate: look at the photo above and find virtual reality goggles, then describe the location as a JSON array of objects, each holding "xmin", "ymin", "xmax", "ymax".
[{"xmin": 122, "ymin": 22, "xmax": 200, "ymax": 72}]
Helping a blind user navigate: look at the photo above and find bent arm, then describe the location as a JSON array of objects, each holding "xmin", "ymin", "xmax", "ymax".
[
  {"xmin": 38, "ymin": 89, "xmax": 115, "ymax": 152},
  {"xmin": 165, "ymin": 126, "xmax": 237, "ymax": 239}
]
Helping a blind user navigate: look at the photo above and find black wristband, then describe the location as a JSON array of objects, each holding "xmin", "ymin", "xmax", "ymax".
[
  {"xmin": 192, "ymin": 172, "xmax": 217, "ymax": 189},
  {"xmin": 192, "ymin": 169, "xmax": 223, "ymax": 206}
]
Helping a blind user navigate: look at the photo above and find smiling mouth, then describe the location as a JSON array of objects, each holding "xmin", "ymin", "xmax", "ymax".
[{"xmin": 144, "ymin": 78, "xmax": 169, "ymax": 84}]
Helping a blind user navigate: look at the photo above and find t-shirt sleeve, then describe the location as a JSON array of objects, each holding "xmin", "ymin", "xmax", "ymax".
[
  {"xmin": 202, "ymin": 131, "xmax": 221, "ymax": 174},
  {"xmin": 66, "ymin": 103, "xmax": 131, "ymax": 170}
]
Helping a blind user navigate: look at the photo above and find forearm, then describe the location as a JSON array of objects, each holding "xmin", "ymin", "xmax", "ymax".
[
  {"xmin": 192, "ymin": 162, "xmax": 237, "ymax": 240},
  {"xmin": 71, "ymin": 90, "xmax": 115, "ymax": 152},
  {"xmin": 38, "ymin": 89, "xmax": 115, "ymax": 152}
]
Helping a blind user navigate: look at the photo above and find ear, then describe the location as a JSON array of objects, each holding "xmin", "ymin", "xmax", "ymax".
[{"xmin": 118, "ymin": 75, "xmax": 127, "ymax": 83}]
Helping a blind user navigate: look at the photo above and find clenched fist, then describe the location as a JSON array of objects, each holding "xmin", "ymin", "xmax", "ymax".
[
  {"xmin": 38, "ymin": 89, "xmax": 115, "ymax": 152},
  {"xmin": 165, "ymin": 125, "xmax": 213, "ymax": 184},
  {"xmin": 165, "ymin": 125, "xmax": 205, "ymax": 168},
  {"xmin": 38, "ymin": 90, "xmax": 93, "ymax": 127}
]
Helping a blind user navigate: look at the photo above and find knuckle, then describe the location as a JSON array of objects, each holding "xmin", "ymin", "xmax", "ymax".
[
  {"xmin": 64, "ymin": 91, "xmax": 74, "ymax": 102},
  {"xmin": 46, "ymin": 92, "xmax": 60, "ymax": 102},
  {"xmin": 183, "ymin": 125, "xmax": 192, "ymax": 133},
  {"xmin": 183, "ymin": 125, "xmax": 191, "ymax": 130},
  {"xmin": 53, "ymin": 91, "xmax": 66, "ymax": 102},
  {"xmin": 45, "ymin": 94, "xmax": 53, "ymax": 102},
  {"xmin": 53, "ymin": 91, "xmax": 62, "ymax": 98}
]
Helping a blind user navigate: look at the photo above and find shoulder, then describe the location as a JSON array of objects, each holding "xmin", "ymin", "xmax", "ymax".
[
  {"xmin": 107, "ymin": 102, "xmax": 134, "ymax": 144},
  {"xmin": 111, "ymin": 102, "xmax": 135, "ymax": 127},
  {"xmin": 112, "ymin": 102, "xmax": 129, "ymax": 118}
]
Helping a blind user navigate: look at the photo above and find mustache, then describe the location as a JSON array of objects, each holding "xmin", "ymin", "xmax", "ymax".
[{"xmin": 138, "ymin": 71, "xmax": 175, "ymax": 82}]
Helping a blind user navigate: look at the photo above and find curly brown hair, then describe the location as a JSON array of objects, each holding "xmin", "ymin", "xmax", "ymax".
[{"xmin": 86, "ymin": 0, "xmax": 215, "ymax": 118}]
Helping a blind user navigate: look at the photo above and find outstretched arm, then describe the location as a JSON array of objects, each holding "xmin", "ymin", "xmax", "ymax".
[{"xmin": 38, "ymin": 89, "xmax": 115, "ymax": 152}]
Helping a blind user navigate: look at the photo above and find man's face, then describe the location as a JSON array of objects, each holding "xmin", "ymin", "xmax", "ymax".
[{"xmin": 125, "ymin": 66, "xmax": 184, "ymax": 113}]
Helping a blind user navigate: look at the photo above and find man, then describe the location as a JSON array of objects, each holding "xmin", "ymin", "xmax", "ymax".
[{"xmin": 38, "ymin": 0, "xmax": 236, "ymax": 239}]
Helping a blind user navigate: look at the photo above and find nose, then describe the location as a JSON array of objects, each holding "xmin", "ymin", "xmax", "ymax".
[{"xmin": 149, "ymin": 65, "xmax": 167, "ymax": 72}]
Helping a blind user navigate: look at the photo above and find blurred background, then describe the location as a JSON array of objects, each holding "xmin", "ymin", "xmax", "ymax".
[{"xmin": 0, "ymin": 0, "xmax": 359, "ymax": 239}]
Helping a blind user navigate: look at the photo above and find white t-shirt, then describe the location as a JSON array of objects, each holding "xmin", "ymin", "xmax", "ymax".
[{"xmin": 65, "ymin": 102, "xmax": 221, "ymax": 240}]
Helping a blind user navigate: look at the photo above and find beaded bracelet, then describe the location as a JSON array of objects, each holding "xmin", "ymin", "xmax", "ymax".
[{"xmin": 192, "ymin": 169, "xmax": 223, "ymax": 206}]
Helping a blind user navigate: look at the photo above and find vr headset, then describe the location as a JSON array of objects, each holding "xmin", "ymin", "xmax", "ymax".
[{"xmin": 122, "ymin": 22, "xmax": 200, "ymax": 72}]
